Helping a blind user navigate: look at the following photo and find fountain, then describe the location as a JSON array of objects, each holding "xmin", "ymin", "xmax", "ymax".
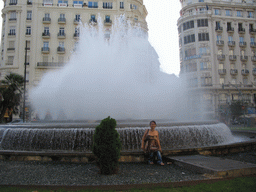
[{"xmin": 0, "ymin": 16, "xmax": 255, "ymax": 162}]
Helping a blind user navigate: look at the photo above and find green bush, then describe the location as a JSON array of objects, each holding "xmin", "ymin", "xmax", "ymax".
[{"xmin": 92, "ymin": 116, "xmax": 122, "ymax": 175}]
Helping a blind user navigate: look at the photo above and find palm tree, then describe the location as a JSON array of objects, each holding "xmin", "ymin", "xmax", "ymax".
[{"xmin": 0, "ymin": 73, "xmax": 24, "ymax": 123}]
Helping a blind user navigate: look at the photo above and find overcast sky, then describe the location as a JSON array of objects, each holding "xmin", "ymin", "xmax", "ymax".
[{"xmin": 0, "ymin": 0, "xmax": 181, "ymax": 76}]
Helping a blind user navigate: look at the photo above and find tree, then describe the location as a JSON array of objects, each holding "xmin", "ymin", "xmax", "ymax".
[
  {"xmin": 230, "ymin": 100, "xmax": 243, "ymax": 119},
  {"xmin": 0, "ymin": 73, "xmax": 24, "ymax": 123},
  {"xmin": 93, "ymin": 116, "xmax": 121, "ymax": 175}
]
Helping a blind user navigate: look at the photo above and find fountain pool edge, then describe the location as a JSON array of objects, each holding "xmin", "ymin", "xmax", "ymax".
[{"xmin": 1, "ymin": 133, "xmax": 255, "ymax": 163}]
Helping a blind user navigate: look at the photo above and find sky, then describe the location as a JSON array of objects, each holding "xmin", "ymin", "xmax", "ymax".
[{"xmin": 0, "ymin": 0, "xmax": 181, "ymax": 76}]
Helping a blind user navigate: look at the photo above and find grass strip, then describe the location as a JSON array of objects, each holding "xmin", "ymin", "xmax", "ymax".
[{"xmin": 0, "ymin": 177, "xmax": 256, "ymax": 192}]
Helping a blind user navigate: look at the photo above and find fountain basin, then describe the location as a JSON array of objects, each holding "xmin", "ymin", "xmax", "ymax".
[{"xmin": 0, "ymin": 121, "xmax": 255, "ymax": 162}]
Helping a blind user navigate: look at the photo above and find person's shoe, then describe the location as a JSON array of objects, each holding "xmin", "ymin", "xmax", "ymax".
[{"xmin": 149, "ymin": 161, "xmax": 154, "ymax": 165}]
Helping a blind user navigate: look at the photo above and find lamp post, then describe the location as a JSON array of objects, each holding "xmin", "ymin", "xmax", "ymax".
[{"xmin": 23, "ymin": 41, "xmax": 28, "ymax": 123}]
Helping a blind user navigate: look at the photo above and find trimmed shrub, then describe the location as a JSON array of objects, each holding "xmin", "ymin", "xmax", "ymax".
[{"xmin": 92, "ymin": 116, "xmax": 122, "ymax": 175}]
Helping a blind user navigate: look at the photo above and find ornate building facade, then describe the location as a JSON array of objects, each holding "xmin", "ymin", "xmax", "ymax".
[
  {"xmin": 178, "ymin": 0, "xmax": 256, "ymax": 120},
  {"xmin": 0, "ymin": 0, "xmax": 148, "ymax": 119}
]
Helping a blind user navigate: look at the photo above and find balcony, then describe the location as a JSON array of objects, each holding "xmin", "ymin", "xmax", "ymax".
[
  {"xmin": 89, "ymin": 19, "xmax": 97, "ymax": 24},
  {"xmin": 253, "ymin": 68, "xmax": 256, "ymax": 76},
  {"xmin": 241, "ymin": 69, "xmax": 249, "ymax": 76},
  {"xmin": 37, "ymin": 62, "xmax": 65, "ymax": 68},
  {"xmin": 7, "ymin": 48, "xmax": 15, "ymax": 51},
  {"xmin": 239, "ymin": 42, "xmax": 246, "ymax": 47},
  {"xmin": 73, "ymin": 3, "xmax": 82, "ymax": 8},
  {"xmin": 73, "ymin": 33, "xmax": 79, "ymax": 39},
  {"xmin": 8, "ymin": 33, "xmax": 16, "ymax": 36},
  {"xmin": 9, "ymin": 18, "xmax": 16, "ymax": 21},
  {"xmin": 238, "ymin": 28, "xmax": 245, "ymax": 34},
  {"xmin": 227, "ymin": 27, "xmax": 234, "ymax": 33},
  {"xmin": 88, "ymin": 5, "xmax": 98, "ymax": 8},
  {"xmin": 217, "ymin": 54, "xmax": 225, "ymax": 61},
  {"xmin": 42, "ymin": 32, "xmax": 50, "ymax": 38},
  {"xmin": 57, "ymin": 33, "xmax": 66, "ymax": 39},
  {"xmin": 218, "ymin": 69, "xmax": 226, "ymax": 75},
  {"xmin": 74, "ymin": 19, "xmax": 80, "ymax": 25},
  {"xmin": 58, "ymin": 18, "xmax": 66, "ymax": 24},
  {"xmin": 104, "ymin": 20, "xmax": 112, "ymax": 26},
  {"xmin": 57, "ymin": 47, "xmax": 65, "ymax": 54},
  {"xmin": 229, "ymin": 55, "xmax": 237, "ymax": 61},
  {"xmin": 249, "ymin": 28, "xmax": 256, "ymax": 35},
  {"xmin": 228, "ymin": 41, "xmax": 235, "ymax": 47},
  {"xmin": 215, "ymin": 27, "xmax": 223, "ymax": 32},
  {"xmin": 58, "ymin": 3, "xmax": 68, "ymax": 7},
  {"xmin": 41, "ymin": 47, "xmax": 50, "ymax": 54},
  {"xmin": 240, "ymin": 56, "xmax": 248, "ymax": 61},
  {"xmin": 251, "ymin": 42, "xmax": 256, "ymax": 48},
  {"xmin": 9, "ymin": 2, "xmax": 17, "ymax": 5},
  {"xmin": 252, "ymin": 56, "xmax": 256, "ymax": 62},
  {"xmin": 42, "ymin": 17, "xmax": 51, "ymax": 24},
  {"xmin": 216, "ymin": 40, "xmax": 224, "ymax": 46},
  {"xmin": 230, "ymin": 69, "xmax": 238, "ymax": 75}
]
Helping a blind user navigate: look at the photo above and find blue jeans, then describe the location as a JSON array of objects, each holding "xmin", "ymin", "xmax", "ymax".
[{"xmin": 148, "ymin": 151, "xmax": 163, "ymax": 164}]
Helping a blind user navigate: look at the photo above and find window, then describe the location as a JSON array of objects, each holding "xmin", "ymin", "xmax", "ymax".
[
  {"xmin": 251, "ymin": 37, "xmax": 255, "ymax": 43},
  {"xmin": 59, "ymin": 42, "xmax": 64, "ymax": 48},
  {"xmin": 237, "ymin": 10, "xmax": 242, "ymax": 17},
  {"xmin": 105, "ymin": 15, "xmax": 111, "ymax": 23},
  {"xmin": 58, "ymin": 0, "xmax": 68, "ymax": 6},
  {"xmin": 43, "ymin": 41, "xmax": 49, "ymax": 48},
  {"xmin": 201, "ymin": 77, "xmax": 212, "ymax": 86},
  {"xmin": 60, "ymin": 13, "xmax": 65, "ymax": 18},
  {"xmin": 198, "ymin": 33, "xmax": 209, "ymax": 41},
  {"xmin": 214, "ymin": 9, "xmax": 220, "ymax": 15},
  {"xmin": 75, "ymin": 27, "xmax": 80, "ymax": 36},
  {"xmin": 120, "ymin": 2, "xmax": 124, "ymax": 9},
  {"xmin": 44, "ymin": 27, "xmax": 49, "ymax": 35},
  {"xmin": 248, "ymin": 11, "xmax": 254, "ymax": 18},
  {"xmin": 228, "ymin": 36, "xmax": 233, "ymax": 41},
  {"xmin": 183, "ymin": 20, "xmax": 194, "ymax": 31},
  {"xmin": 10, "ymin": 0, "xmax": 17, "ymax": 5},
  {"xmin": 91, "ymin": 15, "xmax": 96, "ymax": 22},
  {"xmin": 227, "ymin": 22, "xmax": 232, "ymax": 30},
  {"xmin": 10, "ymin": 11, "xmax": 16, "ymax": 20},
  {"xmin": 217, "ymin": 35, "xmax": 222, "ymax": 41},
  {"xmin": 130, "ymin": 4, "xmax": 137, "ymax": 10},
  {"xmin": 184, "ymin": 34, "xmax": 195, "ymax": 44},
  {"xmin": 88, "ymin": 1, "xmax": 98, "ymax": 8},
  {"xmin": 239, "ymin": 36, "xmax": 244, "ymax": 43},
  {"xmin": 243, "ymin": 78, "xmax": 248, "ymax": 85},
  {"xmin": 73, "ymin": 1, "xmax": 83, "ymax": 5},
  {"xmin": 43, "ymin": 0, "xmax": 53, "ymax": 5},
  {"xmin": 26, "ymin": 26, "xmax": 31, "ymax": 35},
  {"xmin": 200, "ymin": 62, "xmax": 211, "ymax": 70},
  {"xmin": 226, "ymin": 10, "xmax": 231, "ymax": 16},
  {"xmin": 216, "ymin": 21, "xmax": 221, "ymax": 29},
  {"xmin": 219, "ymin": 63, "xmax": 224, "ymax": 70},
  {"xmin": 199, "ymin": 0, "xmax": 204, "ymax": 2},
  {"xmin": 220, "ymin": 77, "xmax": 225, "ymax": 85},
  {"xmin": 197, "ymin": 19, "xmax": 208, "ymax": 27},
  {"xmin": 9, "ymin": 27, "xmax": 15, "ymax": 35},
  {"xmin": 218, "ymin": 49, "xmax": 223, "ymax": 55},
  {"xmin": 27, "ymin": 11, "xmax": 32, "ymax": 20},
  {"xmin": 59, "ymin": 27, "xmax": 65, "ymax": 36},
  {"xmin": 199, "ymin": 8, "xmax": 205, "ymax": 14},
  {"xmin": 75, "ymin": 14, "xmax": 80, "ymax": 21},
  {"xmin": 103, "ymin": 2, "xmax": 112, "ymax": 9},
  {"xmin": 7, "ymin": 56, "xmax": 14, "ymax": 65},
  {"xmin": 8, "ymin": 41, "xmax": 15, "ymax": 50},
  {"xmin": 229, "ymin": 49, "xmax": 234, "ymax": 55}
]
